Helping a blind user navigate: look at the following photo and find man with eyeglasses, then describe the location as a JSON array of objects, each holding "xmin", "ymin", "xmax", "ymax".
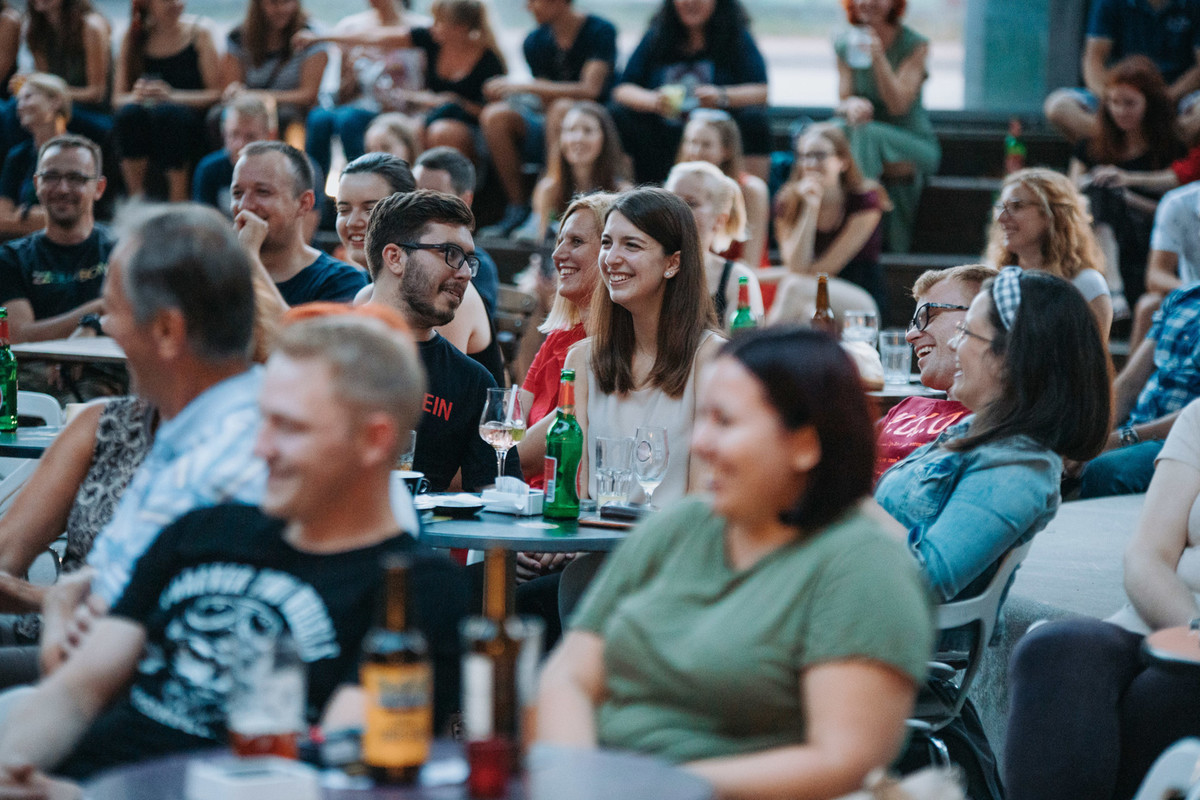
[
  {"xmin": 873, "ymin": 264, "xmax": 998, "ymax": 482},
  {"xmin": 365, "ymin": 189, "xmax": 519, "ymax": 493},
  {"xmin": 0, "ymin": 134, "xmax": 111, "ymax": 343},
  {"xmin": 231, "ymin": 141, "xmax": 366, "ymax": 306}
]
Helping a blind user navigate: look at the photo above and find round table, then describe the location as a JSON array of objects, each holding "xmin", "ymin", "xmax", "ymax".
[
  {"xmin": 82, "ymin": 742, "xmax": 714, "ymax": 800},
  {"xmin": 420, "ymin": 511, "xmax": 629, "ymax": 553}
]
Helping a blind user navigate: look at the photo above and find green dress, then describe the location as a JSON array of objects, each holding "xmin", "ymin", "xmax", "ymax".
[{"xmin": 834, "ymin": 25, "xmax": 941, "ymax": 253}]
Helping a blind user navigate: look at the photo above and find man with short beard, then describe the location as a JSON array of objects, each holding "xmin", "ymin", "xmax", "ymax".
[
  {"xmin": 0, "ymin": 134, "xmax": 110, "ymax": 343},
  {"xmin": 366, "ymin": 189, "xmax": 519, "ymax": 492}
]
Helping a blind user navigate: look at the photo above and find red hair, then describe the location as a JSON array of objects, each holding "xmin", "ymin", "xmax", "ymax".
[
  {"xmin": 281, "ymin": 301, "xmax": 411, "ymax": 333},
  {"xmin": 841, "ymin": 0, "xmax": 905, "ymax": 25}
]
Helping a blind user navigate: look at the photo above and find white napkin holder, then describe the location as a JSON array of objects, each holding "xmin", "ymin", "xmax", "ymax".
[
  {"xmin": 185, "ymin": 756, "xmax": 319, "ymax": 800},
  {"xmin": 481, "ymin": 477, "xmax": 544, "ymax": 515}
]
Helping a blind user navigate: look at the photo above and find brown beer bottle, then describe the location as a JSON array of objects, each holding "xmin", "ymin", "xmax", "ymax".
[
  {"xmin": 811, "ymin": 273, "xmax": 837, "ymax": 336},
  {"xmin": 462, "ymin": 549, "xmax": 520, "ymax": 796},
  {"xmin": 361, "ymin": 555, "xmax": 432, "ymax": 784}
]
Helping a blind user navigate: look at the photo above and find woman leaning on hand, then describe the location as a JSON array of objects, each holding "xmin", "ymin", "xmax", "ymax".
[{"xmin": 537, "ymin": 328, "xmax": 934, "ymax": 800}]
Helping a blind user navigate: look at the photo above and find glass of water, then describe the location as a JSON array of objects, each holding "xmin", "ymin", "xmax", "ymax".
[
  {"xmin": 842, "ymin": 310, "xmax": 879, "ymax": 347},
  {"xmin": 879, "ymin": 329, "xmax": 912, "ymax": 385},
  {"xmin": 595, "ymin": 436, "xmax": 635, "ymax": 507}
]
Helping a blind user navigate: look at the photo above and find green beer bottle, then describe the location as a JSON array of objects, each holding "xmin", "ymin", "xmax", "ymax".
[
  {"xmin": 729, "ymin": 276, "xmax": 756, "ymax": 333},
  {"xmin": 0, "ymin": 309, "xmax": 17, "ymax": 431},
  {"xmin": 543, "ymin": 369, "xmax": 582, "ymax": 519}
]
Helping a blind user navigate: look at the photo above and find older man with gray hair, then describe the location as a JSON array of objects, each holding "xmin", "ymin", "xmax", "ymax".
[
  {"xmin": 40, "ymin": 203, "xmax": 269, "ymax": 674},
  {"xmin": 0, "ymin": 312, "xmax": 466, "ymax": 789}
]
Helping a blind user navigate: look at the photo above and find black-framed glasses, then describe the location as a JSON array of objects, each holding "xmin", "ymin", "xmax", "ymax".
[
  {"xmin": 399, "ymin": 242, "xmax": 480, "ymax": 278},
  {"xmin": 953, "ymin": 321, "xmax": 994, "ymax": 345},
  {"xmin": 35, "ymin": 170, "xmax": 97, "ymax": 188},
  {"xmin": 799, "ymin": 150, "xmax": 835, "ymax": 164},
  {"xmin": 909, "ymin": 302, "xmax": 968, "ymax": 332}
]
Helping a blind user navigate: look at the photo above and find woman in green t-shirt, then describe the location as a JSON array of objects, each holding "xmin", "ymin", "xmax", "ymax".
[{"xmin": 537, "ymin": 327, "xmax": 934, "ymax": 799}]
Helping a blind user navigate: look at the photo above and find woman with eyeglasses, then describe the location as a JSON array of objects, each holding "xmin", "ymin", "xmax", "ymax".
[
  {"xmin": 0, "ymin": 73, "xmax": 71, "ymax": 238},
  {"xmin": 986, "ymin": 167, "xmax": 1113, "ymax": 346},
  {"xmin": 875, "ymin": 267, "xmax": 1111, "ymax": 603},
  {"xmin": 771, "ymin": 122, "xmax": 888, "ymax": 317}
]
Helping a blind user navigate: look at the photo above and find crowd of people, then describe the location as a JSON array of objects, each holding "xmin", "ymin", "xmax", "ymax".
[{"xmin": 0, "ymin": 0, "xmax": 1198, "ymax": 798}]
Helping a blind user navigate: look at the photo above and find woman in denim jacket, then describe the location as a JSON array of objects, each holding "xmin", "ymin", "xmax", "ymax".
[{"xmin": 875, "ymin": 268, "xmax": 1112, "ymax": 602}]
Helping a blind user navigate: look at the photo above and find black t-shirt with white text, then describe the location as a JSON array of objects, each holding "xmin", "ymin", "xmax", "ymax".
[
  {"xmin": 58, "ymin": 503, "xmax": 467, "ymax": 779},
  {"xmin": 415, "ymin": 333, "xmax": 519, "ymax": 492},
  {"xmin": 0, "ymin": 225, "xmax": 113, "ymax": 319}
]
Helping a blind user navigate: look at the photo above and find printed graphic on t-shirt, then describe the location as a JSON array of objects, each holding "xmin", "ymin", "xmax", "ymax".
[{"xmin": 129, "ymin": 563, "xmax": 339, "ymax": 740}]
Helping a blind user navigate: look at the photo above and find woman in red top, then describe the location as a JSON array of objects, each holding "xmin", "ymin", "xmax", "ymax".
[{"xmin": 517, "ymin": 191, "xmax": 615, "ymax": 485}]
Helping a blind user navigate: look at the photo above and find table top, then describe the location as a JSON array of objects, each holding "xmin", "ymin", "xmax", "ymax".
[
  {"xmin": 0, "ymin": 425, "xmax": 62, "ymax": 458},
  {"xmin": 421, "ymin": 511, "xmax": 630, "ymax": 553},
  {"xmin": 12, "ymin": 336, "xmax": 126, "ymax": 365},
  {"xmin": 867, "ymin": 379, "xmax": 944, "ymax": 400},
  {"xmin": 83, "ymin": 742, "xmax": 714, "ymax": 800}
]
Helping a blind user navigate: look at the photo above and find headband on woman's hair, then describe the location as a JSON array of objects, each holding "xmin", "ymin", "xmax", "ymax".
[{"xmin": 992, "ymin": 266, "xmax": 1022, "ymax": 331}]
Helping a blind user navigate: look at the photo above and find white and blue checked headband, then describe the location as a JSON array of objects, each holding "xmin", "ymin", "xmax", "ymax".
[{"xmin": 992, "ymin": 267, "xmax": 1022, "ymax": 331}]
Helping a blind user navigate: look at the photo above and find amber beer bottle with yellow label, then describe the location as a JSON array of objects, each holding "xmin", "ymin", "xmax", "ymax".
[{"xmin": 361, "ymin": 556, "xmax": 431, "ymax": 783}]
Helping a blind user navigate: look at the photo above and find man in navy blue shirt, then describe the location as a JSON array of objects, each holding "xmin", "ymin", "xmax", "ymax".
[
  {"xmin": 231, "ymin": 141, "xmax": 365, "ymax": 306},
  {"xmin": 1046, "ymin": 0, "xmax": 1200, "ymax": 142}
]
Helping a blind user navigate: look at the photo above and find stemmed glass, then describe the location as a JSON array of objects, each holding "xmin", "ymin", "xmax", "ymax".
[
  {"xmin": 633, "ymin": 426, "xmax": 669, "ymax": 509},
  {"xmin": 479, "ymin": 387, "xmax": 526, "ymax": 483}
]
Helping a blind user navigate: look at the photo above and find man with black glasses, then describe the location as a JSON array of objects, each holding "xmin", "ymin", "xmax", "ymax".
[
  {"xmin": 365, "ymin": 189, "xmax": 519, "ymax": 492},
  {"xmin": 0, "ymin": 134, "xmax": 110, "ymax": 343},
  {"xmin": 874, "ymin": 264, "xmax": 998, "ymax": 482}
]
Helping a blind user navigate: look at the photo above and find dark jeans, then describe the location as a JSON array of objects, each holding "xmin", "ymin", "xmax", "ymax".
[
  {"xmin": 1079, "ymin": 439, "xmax": 1164, "ymax": 499},
  {"xmin": 609, "ymin": 103, "xmax": 770, "ymax": 185},
  {"xmin": 305, "ymin": 105, "xmax": 375, "ymax": 179},
  {"xmin": 1004, "ymin": 618, "xmax": 1200, "ymax": 800},
  {"xmin": 114, "ymin": 102, "xmax": 205, "ymax": 168}
]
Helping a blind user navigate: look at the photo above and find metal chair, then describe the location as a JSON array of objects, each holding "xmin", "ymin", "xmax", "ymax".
[
  {"xmin": 494, "ymin": 285, "xmax": 539, "ymax": 388},
  {"xmin": 909, "ymin": 540, "xmax": 1035, "ymax": 764},
  {"xmin": 1132, "ymin": 737, "xmax": 1200, "ymax": 800}
]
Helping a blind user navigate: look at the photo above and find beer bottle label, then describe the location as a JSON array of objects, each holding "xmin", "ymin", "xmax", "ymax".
[
  {"xmin": 543, "ymin": 456, "xmax": 557, "ymax": 504},
  {"xmin": 462, "ymin": 653, "xmax": 495, "ymax": 740},
  {"xmin": 362, "ymin": 662, "xmax": 432, "ymax": 768}
]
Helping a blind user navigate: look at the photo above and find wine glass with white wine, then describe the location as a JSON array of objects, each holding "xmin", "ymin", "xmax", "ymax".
[
  {"xmin": 479, "ymin": 387, "xmax": 525, "ymax": 483},
  {"xmin": 633, "ymin": 426, "xmax": 669, "ymax": 509}
]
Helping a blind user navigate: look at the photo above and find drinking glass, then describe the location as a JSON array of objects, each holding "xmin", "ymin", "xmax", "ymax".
[
  {"xmin": 228, "ymin": 629, "xmax": 306, "ymax": 759},
  {"xmin": 595, "ymin": 437, "xmax": 635, "ymax": 507},
  {"xmin": 395, "ymin": 429, "xmax": 418, "ymax": 472},
  {"xmin": 842, "ymin": 310, "xmax": 879, "ymax": 347},
  {"xmin": 633, "ymin": 426, "xmax": 669, "ymax": 509},
  {"xmin": 880, "ymin": 329, "xmax": 912, "ymax": 385},
  {"xmin": 479, "ymin": 388, "xmax": 525, "ymax": 482}
]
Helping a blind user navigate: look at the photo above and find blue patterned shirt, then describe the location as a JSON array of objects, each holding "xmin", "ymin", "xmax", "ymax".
[
  {"xmin": 88, "ymin": 367, "xmax": 267, "ymax": 604},
  {"xmin": 1130, "ymin": 283, "xmax": 1200, "ymax": 426}
]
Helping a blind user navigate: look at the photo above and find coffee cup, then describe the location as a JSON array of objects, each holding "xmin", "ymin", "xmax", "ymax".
[{"xmin": 396, "ymin": 470, "xmax": 429, "ymax": 495}]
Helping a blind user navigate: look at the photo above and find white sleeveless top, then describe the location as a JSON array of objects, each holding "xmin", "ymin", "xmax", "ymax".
[{"xmin": 584, "ymin": 331, "xmax": 721, "ymax": 506}]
